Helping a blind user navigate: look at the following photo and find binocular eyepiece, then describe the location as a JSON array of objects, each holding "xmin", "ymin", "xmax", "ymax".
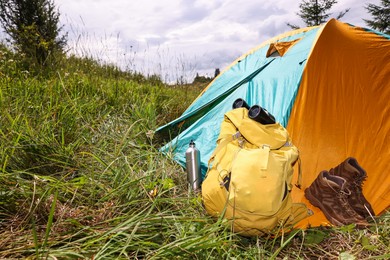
[
  {"xmin": 232, "ymin": 98, "xmax": 276, "ymax": 125},
  {"xmin": 248, "ymin": 105, "xmax": 276, "ymax": 125},
  {"xmin": 232, "ymin": 98, "xmax": 250, "ymax": 110}
]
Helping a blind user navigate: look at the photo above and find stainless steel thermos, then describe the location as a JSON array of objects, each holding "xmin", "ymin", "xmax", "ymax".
[{"xmin": 185, "ymin": 140, "xmax": 201, "ymax": 191}]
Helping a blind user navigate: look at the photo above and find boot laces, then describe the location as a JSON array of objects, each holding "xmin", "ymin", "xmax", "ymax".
[
  {"xmin": 337, "ymin": 189, "xmax": 358, "ymax": 216},
  {"xmin": 326, "ymin": 182, "xmax": 359, "ymax": 216},
  {"xmin": 353, "ymin": 175, "xmax": 366, "ymax": 193}
]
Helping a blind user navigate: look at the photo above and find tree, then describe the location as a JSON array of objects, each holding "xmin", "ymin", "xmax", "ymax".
[
  {"xmin": 287, "ymin": 0, "xmax": 350, "ymax": 29},
  {"xmin": 0, "ymin": 0, "xmax": 67, "ymax": 71},
  {"xmin": 214, "ymin": 68, "xmax": 220, "ymax": 78},
  {"xmin": 193, "ymin": 73, "xmax": 212, "ymax": 84},
  {"xmin": 364, "ymin": 0, "xmax": 390, "ymax": 34}
]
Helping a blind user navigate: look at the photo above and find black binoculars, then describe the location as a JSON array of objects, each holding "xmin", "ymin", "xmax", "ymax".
[{"xmin": 232, "ymin": 98, "xmax": 276, "ymax": 125}]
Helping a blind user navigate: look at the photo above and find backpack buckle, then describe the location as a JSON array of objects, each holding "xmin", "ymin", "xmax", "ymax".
[
  {"xmin": 262, "ymin": 144, "xmax": 270, "ymax": 149},
  {"xmin": 232, "ymin": 131, "xmax": 241, "ymax": 140}
]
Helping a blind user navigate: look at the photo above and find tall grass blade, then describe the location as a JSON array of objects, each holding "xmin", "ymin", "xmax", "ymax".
[{"xmin": 43, "ymin": 189, "xmax": 58, "ymax": 251}]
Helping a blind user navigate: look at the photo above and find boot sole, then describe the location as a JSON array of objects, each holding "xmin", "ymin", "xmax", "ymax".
[{"xmin": 304, "ymin": 188, "xmax": 344, "ymax": 226}]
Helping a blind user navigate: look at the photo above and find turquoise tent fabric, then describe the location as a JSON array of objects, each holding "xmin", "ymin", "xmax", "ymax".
[
  {"xmin": 156, "ymin": 26, "xmax": 320, "ymax": 178},
  {"xmin": 156, "ymin": 19, "xmax": 390, "ymax": 227}
]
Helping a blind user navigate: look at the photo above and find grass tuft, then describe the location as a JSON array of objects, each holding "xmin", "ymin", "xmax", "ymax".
[{"xmin": 0, "ymin": 43, "xmax": 388, "ymax": 259}]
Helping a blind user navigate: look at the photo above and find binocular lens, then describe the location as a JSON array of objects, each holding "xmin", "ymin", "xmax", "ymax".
[
  {"xmin": 232, "ymin": 98, "xmax": 250, "ymax": 109},
  {"xmin": 248, "ymin": 105, "xmax": 260, "ymax": 118},
  {"xmin": 232, "ymin": 98, "xmax": 276, "ymax": 125},
  {"xmin": 248, "ymin": 105, "xmax": 276, "ymax": 125}
]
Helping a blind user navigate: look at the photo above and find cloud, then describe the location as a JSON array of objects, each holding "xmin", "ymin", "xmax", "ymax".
[{"xmin": 54, "ymin": 0, "xmax": 382, "ymax": 82}]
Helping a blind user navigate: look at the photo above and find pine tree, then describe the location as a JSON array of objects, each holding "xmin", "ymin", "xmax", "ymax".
[
  {"xmin": 364, "ymin": 0, "xmax": 390, "ymax": 34},
  {"xmin": 287, "ymin": 0, "xmax": 350, "ymax": 29},
  {"xmin": 0, "ymin": 0, "xmax": 67, "ymax": 71},
  {"xmin": 214, "ymin": 68, "xmax": 220, "ymax": 78}
]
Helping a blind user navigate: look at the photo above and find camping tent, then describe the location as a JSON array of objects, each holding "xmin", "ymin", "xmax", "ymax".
[{"xmin": 156, "ymin": 19, "xmax": 390, "ymax": 227}]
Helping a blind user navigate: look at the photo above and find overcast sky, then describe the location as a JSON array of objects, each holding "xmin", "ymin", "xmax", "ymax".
[{"xmin": 55, "ymin": 0, "xmax": 380, "ymax": 83}]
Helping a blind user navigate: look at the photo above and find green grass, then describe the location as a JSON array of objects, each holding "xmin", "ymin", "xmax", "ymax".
[{"xmin": 0, "ymin": 47, "xmax": 389, "ymax": 259}]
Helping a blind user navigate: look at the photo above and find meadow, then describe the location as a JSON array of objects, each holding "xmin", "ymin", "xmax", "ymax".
[{"xmin": 0, "ymin": 45, "xmax": 389, "ymax": 259}]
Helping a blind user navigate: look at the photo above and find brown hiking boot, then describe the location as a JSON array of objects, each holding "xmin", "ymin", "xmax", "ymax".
[
  {"xmin": 329, "ymin": 157, "xmax": 375, "ymax": 220},
  {"xmin": 305, "ymin": 171, "xmax": 368, "ymax": 227}
]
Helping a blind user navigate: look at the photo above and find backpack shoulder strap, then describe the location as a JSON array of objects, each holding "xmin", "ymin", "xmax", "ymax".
[
  {"xmin": 208, "ymin": 131, "xmax": 241, "ymax": 165},
  {"xmin": 295, "ymin": 157, "xmax": 302, "ymax": 189}
]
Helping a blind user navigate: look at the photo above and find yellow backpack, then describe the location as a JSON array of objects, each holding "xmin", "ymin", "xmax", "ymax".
[{"xmin": 202, "ymin": 108, "xmax": 311, "ymax": 236}]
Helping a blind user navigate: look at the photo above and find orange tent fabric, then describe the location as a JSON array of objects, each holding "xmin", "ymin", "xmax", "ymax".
[
  {"xmin": 158, "ymin": 19, "xmax": 389, "ymax": 228},
  {"xmin": 289, "ymin": 19, "xmax": 390, "ymax": 227}
]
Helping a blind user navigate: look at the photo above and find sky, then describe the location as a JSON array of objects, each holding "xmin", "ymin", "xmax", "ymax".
[{"xmin": 53, "ymin": 0, "xmax": 380, "ymax": 83}]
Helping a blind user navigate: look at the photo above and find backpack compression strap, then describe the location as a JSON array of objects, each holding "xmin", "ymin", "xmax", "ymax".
[
  {"xmin": 208, "ymin": 131, "xmax": 242, "ymax": 166},
  {"xmin": 207, "ymin": 131, "xmax": 303, "ymax": 189}
]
